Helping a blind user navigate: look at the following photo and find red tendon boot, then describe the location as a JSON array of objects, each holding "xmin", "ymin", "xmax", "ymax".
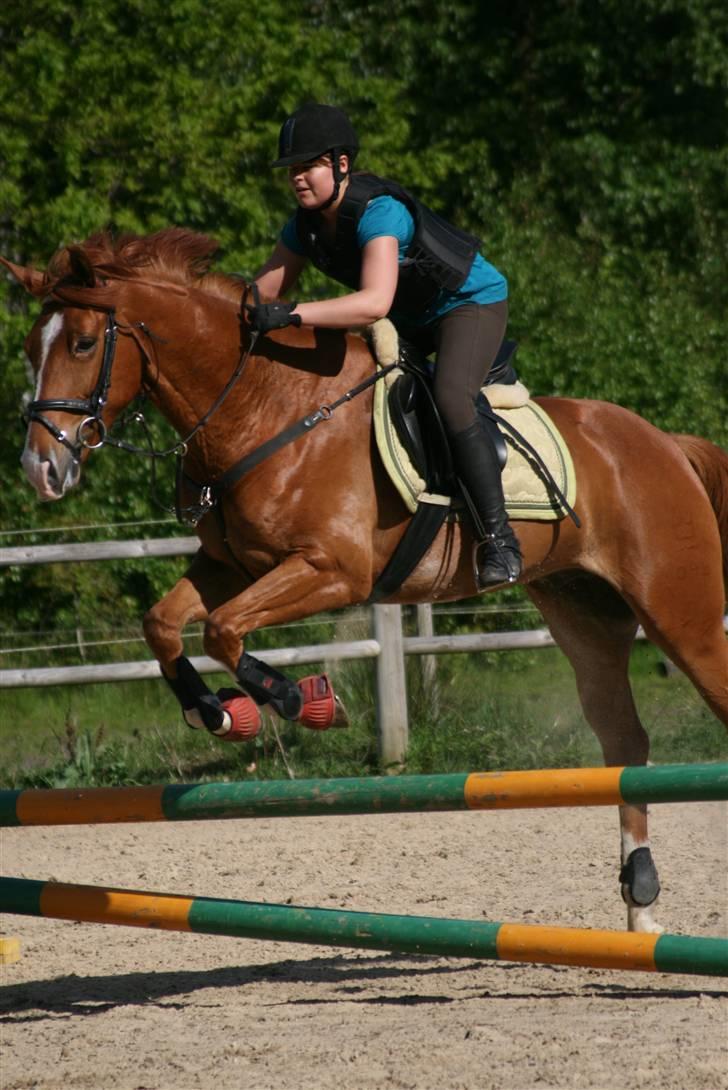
[
  {"xmin": 297, "ymin": 673, "xmax": 341, "ymax": 731},
  {"xmin": 214, "ymin": 688, "xmax": 262, "ymax": 742}
]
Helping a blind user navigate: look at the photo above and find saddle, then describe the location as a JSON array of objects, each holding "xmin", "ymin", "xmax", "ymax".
[
  {"xmin": 386, "ymin": 337, "xmax": 519, "ymax": 496},
  {"xmin": 366, "ymin": 320, "xmax": 577, "ymax": 602}
]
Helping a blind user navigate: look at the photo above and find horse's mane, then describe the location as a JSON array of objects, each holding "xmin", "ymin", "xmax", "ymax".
[{"xmin": 44, "ymin": 227, "xmax": 246, "ymax": 307}]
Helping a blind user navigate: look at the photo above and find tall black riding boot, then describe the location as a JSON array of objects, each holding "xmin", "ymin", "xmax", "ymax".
[{"xmin": 450, "ymin": 421, "xmax": 522, "ymax": 588}]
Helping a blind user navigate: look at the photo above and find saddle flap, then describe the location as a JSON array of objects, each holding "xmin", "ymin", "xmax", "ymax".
[
  {"xmin": 368, "ymin": 318, "xmax": 576, "ymax": 522},
  {"xmin": 387, "ymin": 370, "xmax": 454, "ymax": 494},
  {"xmin": 475, "ymin": 393, "xmax": 508, "ymax": 469}
]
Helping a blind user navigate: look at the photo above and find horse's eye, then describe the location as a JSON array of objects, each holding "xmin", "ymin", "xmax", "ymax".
[{"xmin": 75, "ymin": 336, "xmax": 97, "ymax": 353}]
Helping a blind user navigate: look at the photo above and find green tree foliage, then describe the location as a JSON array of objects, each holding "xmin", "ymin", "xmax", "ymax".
[
  {"xmin": 0, "ymin": 0, "xmax": 726, "ymax": 634},
  {"xmin": 320, "ymin": 0, "xmax": 728, "ymax": 426}
]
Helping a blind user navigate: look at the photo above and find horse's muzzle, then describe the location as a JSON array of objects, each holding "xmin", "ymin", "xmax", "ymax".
[{"xmin": 21, "ymin": 444, "xmax": 81, "ymax": 501}]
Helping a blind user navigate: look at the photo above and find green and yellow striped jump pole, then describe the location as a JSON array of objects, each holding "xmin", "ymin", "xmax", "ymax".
[
  {"xmin": 2, "ymin": 876, "xmax": 726, "ymax": 977},
  {"xmin": 1, "ymin": 763, "xmax": 726, "ymax": 827}
]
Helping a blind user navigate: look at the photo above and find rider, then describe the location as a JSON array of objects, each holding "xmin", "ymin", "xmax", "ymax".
[{"xmin": 250, "ymin": 102, "xmax": 521, "ymax": 587}]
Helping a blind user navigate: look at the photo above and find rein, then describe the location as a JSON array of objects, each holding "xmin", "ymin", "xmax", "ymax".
[
  {"xmin": 26, "ymin": 296, "xmax": 398, "ymax": 525},
  {"xmin": 25, "ymin": 298, "xmax": 261, "ymax": 521},
  {"xmin": 180, "ymin": 362, "xmax": 400, "ymax": 524},
  {"xmin": 26, "ymin": 302, "xmax": 259, "ymax": 464}
]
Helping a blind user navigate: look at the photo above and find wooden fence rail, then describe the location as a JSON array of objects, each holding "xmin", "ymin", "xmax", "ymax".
[
  {"xmin": 0, "ymin": 537, "xmax": 199, "ymax": 567},
  {"xmin": 1, "ymin": 537, "xmax": 725, "ymax": 764}
]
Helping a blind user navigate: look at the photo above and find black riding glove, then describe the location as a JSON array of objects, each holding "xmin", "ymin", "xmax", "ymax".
[{"xmin": 246, "ymin": 300, "xmax": 302, "ymax": 333}]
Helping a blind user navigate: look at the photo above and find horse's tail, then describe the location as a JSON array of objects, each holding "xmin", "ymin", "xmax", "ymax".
[{"xmin": 672, "ymin": 433, "xmax": 728, "ymax": 590}]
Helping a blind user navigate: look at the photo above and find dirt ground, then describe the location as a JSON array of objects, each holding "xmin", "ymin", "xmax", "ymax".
[{"xmin": 1, "ymin": 797, "xmax": 726, "ymax": 1090}]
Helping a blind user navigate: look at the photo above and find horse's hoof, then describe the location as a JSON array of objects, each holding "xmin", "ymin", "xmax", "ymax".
[
  {"xmin": 297, "ymin": 674, "xmax": 348, "ymax": 730},
  {"xmin": 627, "ymin": 904, "xmax": 664, "ymax": 934},
  {"xmin": 215, "ymin": 689, "xmax": 262, "ymax": 742}
]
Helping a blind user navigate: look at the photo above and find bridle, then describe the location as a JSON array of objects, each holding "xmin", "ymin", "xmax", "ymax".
[
  {"xmin": 23, "ymin": 297, "xmax": 261, "ymax": 522},
  {"xmin": 25, "ymin": 297, "xmax": 259, "ymax": 460},
  {"xmin": 24, "ymin": 307, "xmax": 121, "ymax": 461},
  {"xmin": 24, "ymin": 291, "xmax": 398, "ymax": 526}
]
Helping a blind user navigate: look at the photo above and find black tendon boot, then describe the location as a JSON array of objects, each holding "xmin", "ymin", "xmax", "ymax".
[{"xmin": 450, "ymin": 421, "xmax": 522, "ymax": 588}]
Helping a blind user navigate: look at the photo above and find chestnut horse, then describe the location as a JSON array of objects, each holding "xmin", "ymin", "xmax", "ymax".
[{"xmin": 3, "ymin": 228, "xmax": 727, "ymax": 932}]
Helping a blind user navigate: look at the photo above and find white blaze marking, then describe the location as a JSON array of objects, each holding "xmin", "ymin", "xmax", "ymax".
[
  {"xmin": 35, "ymin": 311, "xmax": 65, "ymax": 399},
  {"xmin": 22, "ymin": 311, "xmax": 66, "ymax": 499}
]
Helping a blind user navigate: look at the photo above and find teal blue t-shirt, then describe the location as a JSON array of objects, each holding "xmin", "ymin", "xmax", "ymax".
[{"xmin": 280, "ymin": 195, "xmax": 507, "ymax": 326}]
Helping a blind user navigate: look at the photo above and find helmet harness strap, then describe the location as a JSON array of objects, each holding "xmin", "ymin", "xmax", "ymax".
[{"xmin": 318, "ymin": 148, "xmax": 348, "ymax": 211}]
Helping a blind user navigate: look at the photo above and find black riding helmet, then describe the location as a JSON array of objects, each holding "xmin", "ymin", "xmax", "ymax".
[
  {"xmin": 272, "ymin": 103, "xmax": 359, "ymax": 167},
  {"xmin": 272, "ymin": 104, "xmax": 359, "ymax": 209}
]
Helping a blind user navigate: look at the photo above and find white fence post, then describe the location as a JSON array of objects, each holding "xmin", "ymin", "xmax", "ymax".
[
  {"xmin": 373, "ymin": 604, "xmax": 409, "ymax": 768},
  {"xmin": 416, "ymin": 603, "xmax": 440, "ymax": 716}
]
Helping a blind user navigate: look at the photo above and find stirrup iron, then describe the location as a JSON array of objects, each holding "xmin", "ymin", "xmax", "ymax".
[{"xmin": 474, "ymin": 528, "xmax": 522, "ymax": 589}]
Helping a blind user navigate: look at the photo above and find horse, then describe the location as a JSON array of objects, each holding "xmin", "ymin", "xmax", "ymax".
[{"xmin": 3, "ymin": 227, "xmax": 727, "ymax": 933}]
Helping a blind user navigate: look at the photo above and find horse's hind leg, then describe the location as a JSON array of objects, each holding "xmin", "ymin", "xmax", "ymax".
[
  {"xmin": 526, "ymin": 573, "xmax": 663, "ymax": 932},
  {"xmin": 633, "ymin": 563, "xmax": 728, "ymax": 730},
  {"xmin": 610, "ymin": 446, "xmax": 728, "ymax": 725}
]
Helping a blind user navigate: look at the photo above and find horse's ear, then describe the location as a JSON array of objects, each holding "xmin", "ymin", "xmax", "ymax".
[
  {"xmin": 0, "ymin": 256, "xmax": 46, "ymax": 298},
  {"xmin": 67, "ymin": 245, "xmax": 97, "ymax": 287}
]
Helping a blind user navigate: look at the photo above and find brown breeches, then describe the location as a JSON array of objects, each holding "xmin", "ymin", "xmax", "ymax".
[{"xmin": 404, "ymin": 300, "xmax": 509, "ymax": 435}]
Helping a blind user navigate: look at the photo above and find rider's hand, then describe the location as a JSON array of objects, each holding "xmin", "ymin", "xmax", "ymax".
[{"xmin": 246, "ymin": 300, "xmax": 302, "ymax": 333}]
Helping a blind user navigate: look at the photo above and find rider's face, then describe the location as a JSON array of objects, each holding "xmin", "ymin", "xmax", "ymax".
[{"xmin": 287, "ymin": 154, "xmax": 348, "ymax": 210}]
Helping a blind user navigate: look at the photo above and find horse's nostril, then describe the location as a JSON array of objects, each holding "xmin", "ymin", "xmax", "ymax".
[{"xmin": 46, "ymin": 460, "xmax": 60, "ymax": 489}]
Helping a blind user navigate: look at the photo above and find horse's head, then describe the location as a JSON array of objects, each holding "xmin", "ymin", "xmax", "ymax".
[
  {"xmin": 4, "ymin": 227, "xmax": 240, "ymax": 502},
  {"xmin": 2, "ymin": 244, "xmax": 147, "ymax": 500}
]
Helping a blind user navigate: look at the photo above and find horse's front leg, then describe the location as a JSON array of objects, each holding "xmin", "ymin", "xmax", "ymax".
[
  {"xmin": 143, "ymin": 549, "xmax": 249, "ymax": 669},
  {"xmin": 142, "ymin": 550, "xmax": 263, "ymax": 740},
  {"xmin": 202, "ymin": 551, "xmax": 362, "ymax": 730}
]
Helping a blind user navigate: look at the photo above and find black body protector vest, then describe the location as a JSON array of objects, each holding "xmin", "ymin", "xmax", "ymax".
[{"xmin": 294, "ymin": 173, "xmax": 481, "ymax": 316}]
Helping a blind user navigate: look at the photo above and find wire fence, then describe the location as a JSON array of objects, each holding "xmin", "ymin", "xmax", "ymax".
[
  {"xmin": 0, "ymin": 516, "xmax": 180, "ymax": 539},
  {"xmin": 1, "ymin": 534, "xmax": 724, "ymax": 763},
  {"xmin": 0, "ymin": 602, "xmax": 543, "ymax": 665}
]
